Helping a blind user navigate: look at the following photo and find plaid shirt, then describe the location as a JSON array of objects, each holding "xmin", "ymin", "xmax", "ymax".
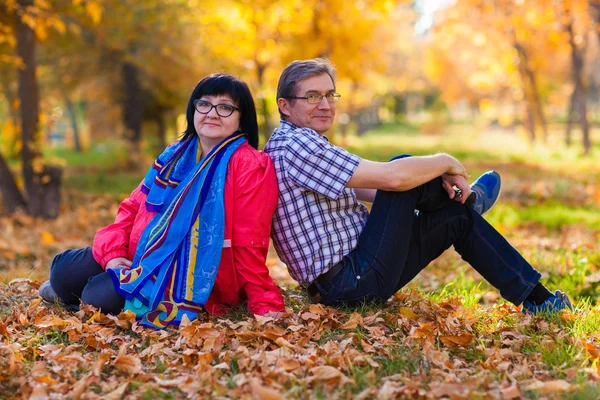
[{"xmin": 263, "ymin": 120, "xmax": 369, "ymax": 287}]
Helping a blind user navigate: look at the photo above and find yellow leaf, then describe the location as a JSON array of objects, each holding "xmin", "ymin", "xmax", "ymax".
[
  {"xmin": 399, "ymin": 307, "xmax": 419, "ymax": 319},
  {"xmin": 85, "ymin": 2, "xmax": 102, "ymax": 25},
  {"xmin": 86, "ymin": 308, "xmax": 102, "ymax": 323},
  {"xmin": 41, "ymin": 230, "xmax": 55, "ymax": 245}
]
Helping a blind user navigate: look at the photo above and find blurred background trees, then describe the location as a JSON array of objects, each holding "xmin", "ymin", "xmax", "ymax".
[{"xmin": 1, "ymin": 0, "xmax": 599, "ymax": 217}]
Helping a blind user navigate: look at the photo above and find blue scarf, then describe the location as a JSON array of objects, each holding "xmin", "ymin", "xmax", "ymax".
[{"xmin": 109, "ymin": 133, "xmax": 246, "ymax": 329}]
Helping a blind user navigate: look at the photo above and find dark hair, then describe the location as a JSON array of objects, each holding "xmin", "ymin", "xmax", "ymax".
[
  {"xmin": 182, "ymin": 74, "xmax": 259, "ymax": 149},
  {"xmin": 276, "ymin": 58, "xmax": 336, "ymax": 119}
]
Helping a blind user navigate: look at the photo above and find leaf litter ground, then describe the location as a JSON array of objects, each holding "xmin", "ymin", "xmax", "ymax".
[{"xmin": 1, "ymin": 159, "xmax": 600, "ymax": 399}]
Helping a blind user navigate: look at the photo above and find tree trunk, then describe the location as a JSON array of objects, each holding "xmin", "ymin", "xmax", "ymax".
[
  {"xmin": 256, "ymin": 63, "xmax": 271, "ymax": 144},
  {"xmin": 65, "ymin": 95, "xmax": 82, "ymax": 152},
  {"xmin": 591, "ymin": 1, "xmax": 600, "ymax": 43},
  {"xmin": 565, "ymin": 90, "xmax": 576, "ymax": 147},
  {"xmin": 566, "ymin": 19, "xmax": 591, "ymax": 155},
  {"xmin": 0, "ymin": 152, "xmax": 27, "ymax": 213},
  {"xmin": 122, "ymin": 61, "xmax": 143, "ymax": 147},
  {"xmin": 525, "ymin": 107, "xmax": 536, "ymax": 142},
  {"xmin": 514, "ymin": 41, "xmax": 548, "ymax": 142},
  {"xmin": 15, "ymin": 0, "xmax": 62, "ymax": 218}
]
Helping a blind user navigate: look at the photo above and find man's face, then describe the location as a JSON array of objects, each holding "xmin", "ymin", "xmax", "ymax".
[{"xmin": 281, "ymin": 73, "xmax": 336, "ymax": 135}]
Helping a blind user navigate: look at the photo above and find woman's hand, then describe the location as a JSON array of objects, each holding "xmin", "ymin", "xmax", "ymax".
[{"xmin": 105, "ymin": 257, "xmax": 132, "ymax": 271}]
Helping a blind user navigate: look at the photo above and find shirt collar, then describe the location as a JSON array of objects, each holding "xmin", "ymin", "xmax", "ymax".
[{"xmin": 277, "ymin": 120, "xmax": 329, "ymax": 142}]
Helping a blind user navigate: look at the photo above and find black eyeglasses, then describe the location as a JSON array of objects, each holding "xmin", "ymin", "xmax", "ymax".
[
  {"xmin": 286, "ymin": 93, "xmax": 341, "ymax": 104},
  {"xmin": 194, "ymin": 99, "xmax": 239, "ymax": 117}
]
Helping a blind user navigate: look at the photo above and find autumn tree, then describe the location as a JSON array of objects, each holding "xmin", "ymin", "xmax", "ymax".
[{"xmin": 0, "ymin": 0, "xmax": 100, "ymax": 217}]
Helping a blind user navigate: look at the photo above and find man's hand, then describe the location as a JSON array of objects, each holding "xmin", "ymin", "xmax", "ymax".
[
  {"xmin": 105, "ymin": 257, "xmax": 132, "ymax": 271},
  {"xmin": 443, "ymin": 154, "xmax": 469, "ymax": 180},
  {"xmin": 442, "ymin": 173, "xmax": 471, "ymax": 204}
]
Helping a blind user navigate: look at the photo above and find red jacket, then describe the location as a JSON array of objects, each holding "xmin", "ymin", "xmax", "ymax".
[{"xmin": 92, "ymin": 143, "xmax": 285, "ymax": 316}]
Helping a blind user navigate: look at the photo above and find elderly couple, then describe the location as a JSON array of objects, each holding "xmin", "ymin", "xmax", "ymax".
[{"xmin": 40, "ymin": 58, "xmax": 573, "ymax": 329}]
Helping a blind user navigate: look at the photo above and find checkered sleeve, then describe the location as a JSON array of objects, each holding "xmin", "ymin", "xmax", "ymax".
[{"xmin": 284, "ymin": 131, "xmax": 362, "ymax": 199}]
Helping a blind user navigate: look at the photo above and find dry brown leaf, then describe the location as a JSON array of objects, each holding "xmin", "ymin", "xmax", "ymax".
[
  {"xmin": 29, "ymin": 385, "xmax": 49, "ymax": 400},
  {"xmin": 277, "ymin": 357, "xmax": 301, "ymax": 372},
  {"xmin": 523, "ymin": 379, "xmax": 575, "ymax": 394},
  {"xmin": 440, "ymin": 334, "xmax": 474, "ymax": 348},
  {"xmin": 274, "ymin": 337, "xmax": 302, "ymax": 352},
  {"xmin": 105, "ymin": 382, "xmax": 129, "ymax": 400},
  {"xmin": 308, "ymin": 365, "xmax": 345, "ymax": 384},
  {"xmin": 309, "ymin": 304, "xmax": 327, "ymax": 315},
  {"xmin": 341, "ymin": 312, "xmax": 363, "ymax": 330},
  {"xmin": 500, "ymin": 384, "xmax": 521, "ymax": 399},
  {"xmin": 429, "ymin": 383, "xmax": 470, "ymax": 398},
  {"xmin": 250, "ymin": 380, "xmax": 284, "ymax": 400},
  {"xmin": 300, "ymin": 312, "xmax": 319, "ymax": 321},
  {"xmin": 92, "ymin": 352, "xmax": 112, "ymax": 376},
  {"xmin": 584, "ymin": 341, "xmax": 600, "ymax": 359},
  {"xmin": 155, "ymin": 376, "xmax": 192, "ymax": 387},
  {"xmin": 113, "ymin": 346, "xmax": 142, "ymax": 375}
]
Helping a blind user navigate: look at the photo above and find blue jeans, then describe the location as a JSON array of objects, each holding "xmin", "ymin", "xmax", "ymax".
[
  {"xmin": 49, "ymin": 247, "xmax": 124, "ymax": 314},
  {"xmin": 312, "ymin": 156, "xmax": 541, "ymax": 307}
]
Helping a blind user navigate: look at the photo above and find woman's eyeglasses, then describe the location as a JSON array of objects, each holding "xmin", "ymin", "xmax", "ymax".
[{"xmin": 194, "ymin": 100, "xmax": 239, "ymax": 117}]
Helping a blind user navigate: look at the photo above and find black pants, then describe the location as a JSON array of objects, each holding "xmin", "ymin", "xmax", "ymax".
[
  {"xmin": 49, "ymin": 247, "xmax": 125, "ymax": 314},
  {"xmin": 312, "ymin": 156, "xmax": 541, "ymax": 307}
]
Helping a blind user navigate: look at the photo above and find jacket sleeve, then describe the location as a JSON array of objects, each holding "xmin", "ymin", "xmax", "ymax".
[
  {"xmin": 92, "ymin": 182, "xmax": 144, "ymax": 268},
  {"xmin": 231, "ymin": 156, "xmax": 286, "ymax": 315}
]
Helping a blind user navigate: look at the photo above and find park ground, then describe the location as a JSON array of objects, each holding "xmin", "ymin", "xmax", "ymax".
[{"xmin": 0, "ymin": 123, "xmax": 600, "ymax": 399}]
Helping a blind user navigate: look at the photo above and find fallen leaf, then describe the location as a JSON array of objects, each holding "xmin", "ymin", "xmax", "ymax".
[
  {"xmin": 250, "ymin": 380, "xmax": 284, "ymax": 400},
  {"xmin": 522, "ymin": 379, "xmax": 575, "ymax": 394},
  {"xmin": 113, "ymin": 346, "xmax": 142, "ymax": 375},
  {"xmin": 440, "ymin": 334, "xmax": 474, "ymax": 348},
  {"xmin": 341, "ymin": 312, "xmax": 363, "ymax": 330},
  {"xmin": 308, "ymin": 365, "xmax": 344, "ymax": 384},
  {"xmin": 105, "ymin": 382, "xmax": 129, "ymax": 400},
  {"xmin": 399, "ymin": 307, "xmax": 419, "ymax": 319},
  {"xmin": 29, "ymin": 385, "xmax": 49, "ymax": 400},
  {"xmin": 41, "ymin": 230, "xmax": 55, "ymax": 245},
  {"xmin": 500, "ymin": 384, "xmax": 521, "ymax": 399}
]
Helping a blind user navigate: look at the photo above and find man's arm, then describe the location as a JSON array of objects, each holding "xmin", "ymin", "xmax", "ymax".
[
  {"xmin": 346, "ymin": 154, "xmax": 468, "ymax": 192},
  {"xmin": 354, "ymin": 188, "xmax": 377, "ymax": 203}
]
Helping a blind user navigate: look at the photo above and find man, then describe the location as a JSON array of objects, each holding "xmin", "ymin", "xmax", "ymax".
[{"xmin": 263, "ymin": 58, "xmax": 573, "ymax": 314}]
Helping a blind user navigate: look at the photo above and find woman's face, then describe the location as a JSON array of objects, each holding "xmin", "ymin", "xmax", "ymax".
[{"xmin": 193, "ymin": 94, "xmax": 241, "ymax": 147}]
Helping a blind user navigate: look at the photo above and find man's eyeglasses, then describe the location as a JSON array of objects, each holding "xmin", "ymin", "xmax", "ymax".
[
  {"xmin": 287, "ymin": 93, "xmax": 341, "ymax": 104},
  {"xmin": 194, "ymin": 99, "xmax": 239, "ymax": 117}
]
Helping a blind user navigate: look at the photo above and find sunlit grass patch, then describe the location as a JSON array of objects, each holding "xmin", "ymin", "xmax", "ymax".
[{"xmin": 487, "ymin": 202, "xmax": 600, "ymax": 231}]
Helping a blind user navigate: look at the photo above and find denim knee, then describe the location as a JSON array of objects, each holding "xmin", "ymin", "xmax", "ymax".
[
  {"xmin": 389, "ymin": 154, "xmax": 412, "ymax": 161},
  {"xmin": 81, "ymin": 272, "xmax": 125, "ymax": 315}
]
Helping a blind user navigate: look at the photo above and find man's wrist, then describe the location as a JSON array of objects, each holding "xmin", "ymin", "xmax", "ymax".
[{"xmin": 436, "ymin": 153, "xmax": 451, "ymax": 172}]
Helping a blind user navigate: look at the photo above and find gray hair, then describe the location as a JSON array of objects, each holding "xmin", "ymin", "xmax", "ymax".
[{"xmin": 276, "ymin": 58, "xmax": 336, "ymax": 119}]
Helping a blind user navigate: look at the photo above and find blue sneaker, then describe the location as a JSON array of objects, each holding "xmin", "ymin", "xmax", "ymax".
[
  {"xmin": 469, "ymin": 171, "xmax": 501, "ymax": 215},
  {"xmin": 522, "ymin": 290, "xmax": 575, "ymax": 315}
]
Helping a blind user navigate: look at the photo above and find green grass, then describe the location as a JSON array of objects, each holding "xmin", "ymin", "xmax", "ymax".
[{"xmin": 487, "ymin": 203, "xmax": 600, "ymax": 230}]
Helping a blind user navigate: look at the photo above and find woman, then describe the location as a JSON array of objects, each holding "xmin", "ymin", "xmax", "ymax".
[{"xmin": 40, "ymin": 74, "xmax": 285, "ymax": 328}]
